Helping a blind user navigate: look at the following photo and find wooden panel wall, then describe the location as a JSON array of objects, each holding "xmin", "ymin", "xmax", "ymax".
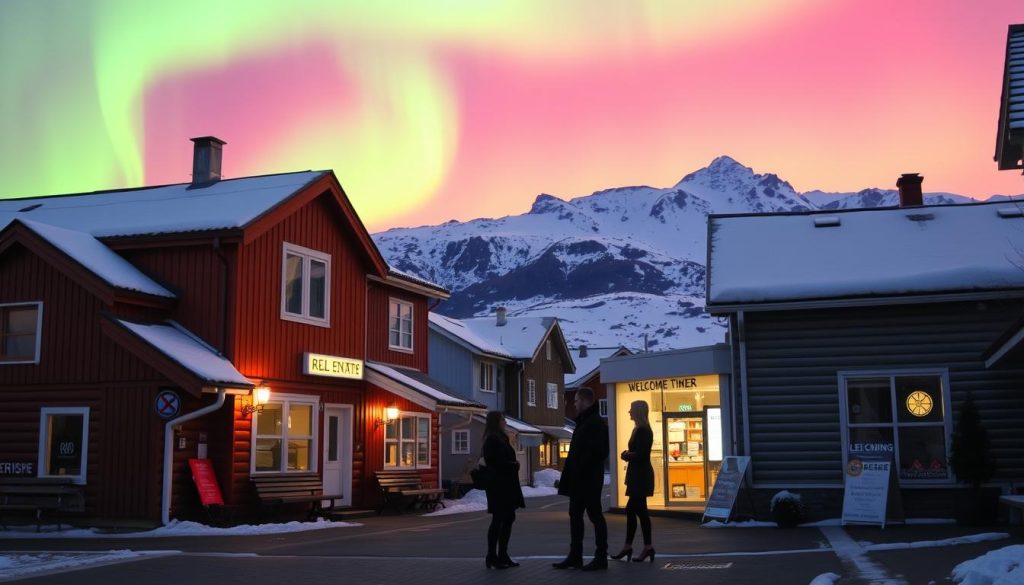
[{"xmin": 366, "ymin": 283, "xmax": 428, "ymax": 370}]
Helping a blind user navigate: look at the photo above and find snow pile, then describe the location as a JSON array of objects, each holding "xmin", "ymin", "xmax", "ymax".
[
  {"xmin": 0, "ymin": 518, "xmax": 358, "ymax": 539},
  {"xmin": 534, "ymin": 468, "xmax": 560, "ymax": 488},
  {"xmin": 951, "ymin": 545, "xmax": 1024, "ymax": 585},
  {"xmin": 426, "ymin": 471, "xmax": 562, "ymax": 517}
]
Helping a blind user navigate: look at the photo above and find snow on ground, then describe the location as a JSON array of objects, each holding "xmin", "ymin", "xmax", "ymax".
[
  {"xmin": 951, "ymin": 545, "xmax": 1024, "ymax": 585},
  {"xmin": 425, "ymin": 468, "xmax": 561, "ymax": 517},
  {"xmin": 0, "ymin": 517, "xmax": 358, "ymax": 540},
  {"xmin": 0, "ymin": 550, "xmax": 177, "ymax": 582}
]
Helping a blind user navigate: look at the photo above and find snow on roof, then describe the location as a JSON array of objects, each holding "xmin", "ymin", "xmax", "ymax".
[
  {"xmin": 15, "ymin": 219, "xmax": 175, "ymax": 298},
  {"xmin": 428, "ymin": 312, "xmax": 513, "ymax": 359},
  {"xmin": 386, "ymin": 265, "xmax": 448, "ymax": 296},
  {"xmin": 470, "ymin": 413, "xmax": 543, "ymax": 435},
  {"xmin": 707, "ymin": 202, "xmax": 1024, "ymax": 306},
  {"xmin": 564, "ymin": 347, "xmax": 629, "ymax": 387},
  {"xmin": 115, "ymin": 320, "xmax": 252, "ymax": 387},
  {"xmin": 0, "ymin": 171, "xmax": 326, "ymax": 238},
  {"xmin": 455, "ymin": 314, "xmax": 555, "ymax": 360},
  {"xmin": 365, "ymin": 362, "xmax": 485, "ymax": 409}
]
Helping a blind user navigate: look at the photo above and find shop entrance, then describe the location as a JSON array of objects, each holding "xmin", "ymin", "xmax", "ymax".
[{"xmin": 662, "ymin": 412, "xmax": 709, "ymax": 507}]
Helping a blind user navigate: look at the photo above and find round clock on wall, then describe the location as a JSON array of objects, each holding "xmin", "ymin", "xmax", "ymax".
[{"xmin": 906, "ymin": 390, "xmax": 933, "ymax": 417}]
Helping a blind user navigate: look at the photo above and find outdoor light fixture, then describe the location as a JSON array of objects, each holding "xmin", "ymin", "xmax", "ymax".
[
  {"xmin": 241, "ymin": 386, "xmax": 271, "ymax": 417},
  {"xmin": 376, "ymin": 402, "xmax": 399, "ymax": 427}
]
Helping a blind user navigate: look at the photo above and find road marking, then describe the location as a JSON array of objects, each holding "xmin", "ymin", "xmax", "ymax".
[{"xmin": 661, "ymin": 560, "xmax": 734, "ymax": 570}]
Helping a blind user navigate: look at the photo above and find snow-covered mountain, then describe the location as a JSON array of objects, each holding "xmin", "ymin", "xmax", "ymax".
[{"xmin": 373, "ymin": 156, "xmax": 1011, "ymax": 351}]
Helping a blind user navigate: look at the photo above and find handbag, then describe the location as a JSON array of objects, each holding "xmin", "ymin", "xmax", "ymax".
[{"xmin": 470, "ymin": 457, "xmax": 494, "ymax": 490}]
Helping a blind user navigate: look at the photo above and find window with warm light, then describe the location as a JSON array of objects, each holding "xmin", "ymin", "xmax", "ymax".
[
  {"xmin": 281, "ymin": 243, "xmax": 330, "ymax": 327},
  {"xmin": 252, "ymin": 396, "xmax": 318, "ymax": 473},
  {"xmin": 384, "ymin": 413, "xmax": 431, "ymax": 468},
  {"xmin": 1, "ymin": 302, "xmax": 42, "ymax": 364},
  {"xmin": 388, "ymin": 299, "xmax": 413, "ymax": 351}
]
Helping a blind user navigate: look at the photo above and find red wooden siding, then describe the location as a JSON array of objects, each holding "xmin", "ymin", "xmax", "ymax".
[
  {"xmin": 362, "ymin": 384, "xmax": 440, "ymax": 506},
  {"xmin": 366, "ymin": 283, "xmax": 428, "ymax": 370}
]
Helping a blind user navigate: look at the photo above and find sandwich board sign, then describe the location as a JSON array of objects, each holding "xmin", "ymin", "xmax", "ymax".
[
  {"xmin": 703, "ymin": 455, "xmax": 750, "ymax": 522},
  {"xmin": 840, "ymin": 452, "xmax": 902, "ymax": 528}
]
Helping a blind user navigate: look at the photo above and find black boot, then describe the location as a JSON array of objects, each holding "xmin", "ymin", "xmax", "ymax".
[
  {"xmin": 552, "ymin": 555, "xmax": 583, "ymax": 569},
  {"xmin": 581, "ymin": 551, "xmax": 608, "ymax": 571}
]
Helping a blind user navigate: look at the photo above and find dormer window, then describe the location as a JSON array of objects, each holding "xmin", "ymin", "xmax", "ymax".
[
  {"xmin": 1, "ymin": 302, "xmax": 42, "ymax": 364},
  {"xmin": 389, "ymin": 299, "xmax": 413, "ymax": 351},
  {"xmin": 281, "ymin": 243, "xmax": 330, "ymax": 327}
]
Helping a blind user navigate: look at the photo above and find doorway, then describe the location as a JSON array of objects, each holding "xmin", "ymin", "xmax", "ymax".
[
  {"xmin": 322, "ymin": 405, "xmax": 353, "ymax": 507},
  {"xmin": 662, "ymin": 412, "xmax": 708, "ymax": 507}
]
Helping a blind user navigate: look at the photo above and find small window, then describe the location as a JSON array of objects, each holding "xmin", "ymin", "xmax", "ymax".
[
  {"xmin": 385, "ymin": 413, "xmax": 432, "ymax": 468},
  {"xmin": 1, "ymin": 302, "xmax": 42, "ymax": 364},
  {"xmin": 546, "ymin": 340, "xmax": 552, "ymax": 360},
  {"xmin": 546, "ymin": 383, "xmax": 558, "ymax": 409},
  {"xmin": 599, "ymin": 399, "xmax": 608, "ymax": 417},
  {"xmin": 253, "ymin": 396, "xmax": 318, "ymax": 474},
  {"xmin": 527, "ymin": 379, "xmax": 536, "ymax": 406},
  {"xmin": 479, "ymin": 362, "xmax": 495, "ymax": 392},
  {"xmin": 38, "ymin": 407, "xmax": 89, "ymax": 484},
  {"xmin": 452, "ymin": 429, "xmax": 470, "ymax": 455},
  {"xmin": 389, "ymin": 299, "xmax": 414, "ymax": 351},
  {"xmin": 281, "ymin": 243, "xmax": 331, "ymax": 327}
]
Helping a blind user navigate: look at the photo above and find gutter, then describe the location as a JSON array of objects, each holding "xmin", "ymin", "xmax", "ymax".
[{"xmin": 162, "ymin": 388, "xmax": 227, "ymax": 525}]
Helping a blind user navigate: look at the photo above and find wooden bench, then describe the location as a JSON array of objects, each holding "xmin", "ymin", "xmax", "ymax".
[
  {"xmin": 374, "ymin": 469, "xmax": 446, "ymax": 514},
  {"xmin": 0, "ymin": 477, "xmax": 84, "ymax": 532},
  {"xmin": 251, "ymin": 475, "xmax": 343, "ymax": 521},
  {"xmin": 999, "ymin": 495, "xmax": 1024, "ymax": 524}
]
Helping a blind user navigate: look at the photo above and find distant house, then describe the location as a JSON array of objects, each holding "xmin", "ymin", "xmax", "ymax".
[
  {"xmin": 994, "ymin": 23, "xmax": 1024, "ymax": 171},
  {"xmin": 0, "ymin": 137, "xmax": 482, "ymax": 525},
  {"xmin": 705, "ymin": 175, "xmax": 1024, "ymax": 519},
  {"xmin": 428, "ymin": 308, "xmax": 574, "ymax": 483},
  {"xmin": 564, "ymin": 345, "xmax": 632, "ymax": 421}
]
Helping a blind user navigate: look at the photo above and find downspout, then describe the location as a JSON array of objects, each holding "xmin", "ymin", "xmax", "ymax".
[
  {"xmin": 737, "ymin": 311, "xmax": 752, "ymax": 459},
  {"xmin": 162, "ymin": 388, "xmax": 227, "ymax": 525},
  {"xmin": 728, "ymin": 317, "xmax": 739, "ymax": 457}
]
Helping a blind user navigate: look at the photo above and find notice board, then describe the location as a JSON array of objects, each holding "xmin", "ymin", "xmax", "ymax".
[
  {"xmin": 702, "ymin": 455, "xmax": 750, "ymax": 522},
  {"xmin": 189, "ymin": 458, "xmax": 224, "ymax": 506},
  {"xmin": 840, "ymin": 453, "xmax": 902, "ymax": 527}
]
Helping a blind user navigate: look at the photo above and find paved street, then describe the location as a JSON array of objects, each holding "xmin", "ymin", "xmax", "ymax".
[{"xmin": 2, "ymin": 494, "xmax": 1022, "ymax": 585}]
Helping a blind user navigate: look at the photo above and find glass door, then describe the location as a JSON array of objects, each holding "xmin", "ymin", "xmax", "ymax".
[{"xmin": 663, "ymin": 412, "xmax": 707, "ymax": 506}]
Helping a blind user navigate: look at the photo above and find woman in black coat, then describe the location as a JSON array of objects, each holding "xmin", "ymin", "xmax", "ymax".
[
  {"xmin": 612, "ymin": 400, "xmax": 656, "ymax": 563},
  {"xmin": 481, "ymin": 410, "xmax": 525, "ymax": 569}
]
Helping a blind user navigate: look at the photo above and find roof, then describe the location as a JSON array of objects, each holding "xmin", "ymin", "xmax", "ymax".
[
  {"xmin": 428, "ymin": 312, "xmax": 514, "ymax": 359},
  {"xmin": 114, "ymin": 319, "xmax": 252, "ymax": 388},
  {"xmin": 0, "ymin": 171, "xmax": 327, "ymax": 238},
  {"xmin": 706, "ymin": 202, "xmax": 1024, "ymax": 309},
  {"xmin": 365, "ymin": 362, "xmax": 486, "ymax": 411},
  {"xmin": 471, "ymin": 413, "xmax": 543, "ymax": 436},
  {"xmin": 564, "ymin": 346, "xmax": 631, "ymax": 388},
  {"xmin": 535, "ymin": 424, "xmax": 574, "ymax": 440},
  {"xmin": 383, "ymin": 266, "xmax": 449, "ymax": 299},
  {"xmin": 4, "ymin": 219, "xmax": 175, "ymax": 298},
  {"xmin": 438, "ymin": 313, "xmax": 572, "ymax": 368},
  {"xmin": 995, "ymin": 23, "xmax": 1024, "ymax": 170}
]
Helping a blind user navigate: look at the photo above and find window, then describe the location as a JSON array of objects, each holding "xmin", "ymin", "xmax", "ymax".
[
  {"xmin": 840, "ymin": 371, "xmax": 951, "ymax": 483},
  {"xmin": 389, "ymin": 299, "xmax": 414, "ymax": 350},
  {"xmin": 1, "ymin": 302, "xmax": 42, "ymax": 364},
  {"xmin": 546, "ymin": 383, "xmax": 558, "ymax": 409},
  {"xmin": 527, "ymin": 379, "xmax": 536, "ymax": 406},
  {"xmin": 253, "ymin": 396, "xmax": 318, "ymax": 473},
  {"xmin": 385, "ymin": 413, "xmax": 431, "ymax": 468},
  {"xmin": 479, "ymin": 362, "xmax": 495, "ymax": 392},
  {"xmin": 546, "ymin": 340, "xmax": 552, "ymax": 360},
  {"xmin": 599, "ymin": 399, "xmax": 608, "ymax": 417},
  {"xmin": 38, "ymin": 407, "xmax": 89, "ymax": 483},
  {"xmin": 281, "ymin": 243, "xmax": 330, "ymax": 326},
  {"xmin": 452, "ymin": 429, "xmax": 470, "ymax": 455}
]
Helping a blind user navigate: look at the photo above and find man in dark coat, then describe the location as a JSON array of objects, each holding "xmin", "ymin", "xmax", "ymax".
[{"xmin": 553, "ymin": 387, "xmax": 609, "ymax": 571}]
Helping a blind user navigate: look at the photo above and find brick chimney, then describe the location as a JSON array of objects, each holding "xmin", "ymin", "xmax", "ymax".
[
  {"xmin": 579, "ymin": 345, "xmax": 588, "ymax": 358},
  {"xmin": 496, "ymin": 307, "xmax": 507, "ymax": 327},
  {"xmin": 190, "ymin": 136, "xmax": 226, "ymax": 186},
  {"xmin": 896, "ymin": 173, "xmax": 923, "ymax": 207}
]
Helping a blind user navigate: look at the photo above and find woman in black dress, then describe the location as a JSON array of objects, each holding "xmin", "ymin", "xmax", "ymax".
[
  {"xmin": 611, "ymin": 400, "xmax": 655, "ymax": 563},
  {"xmin": 481, "ymin": 410, "xmax": 525, "ymax": 569}
]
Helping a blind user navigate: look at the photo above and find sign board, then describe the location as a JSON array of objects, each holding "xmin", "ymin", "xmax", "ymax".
[
  {"xmin": 840, "ymin": 453, "xmax": 894, "ymax": 527},
  {"xmin": 303, "ymin": 352, "xmax": 364, "ymax": 380},
  {"xmin": 703, "ymin": 455, "xmax": 750, "ymax": 522},
  {"xmin": 188, "ymin": 458, "xmax": 224, "ymax": 506},
  {"xmin": 0, "ymin": 462, "xmax": 34, "ymax": 476},
  {"xmin": 155, "ymin": 390, "xmax": 181, "ymax": 419}
]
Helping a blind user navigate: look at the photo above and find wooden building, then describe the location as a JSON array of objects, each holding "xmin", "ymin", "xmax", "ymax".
[{"xmin": 0, "ymin": 137, "xmax": 481, "ymax": 525}]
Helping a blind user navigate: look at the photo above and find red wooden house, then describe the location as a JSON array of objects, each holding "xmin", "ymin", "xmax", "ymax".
[{"xmin": 0, "ymin": 137, "xmax": 482, "ymax": 525}]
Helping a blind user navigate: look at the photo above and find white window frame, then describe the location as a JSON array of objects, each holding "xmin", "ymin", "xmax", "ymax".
[
  {"xmin": 384, "ymin": 412, "xmax": 432, "ymax": 469},
  {"xmin": 838, "ymin": 368, "xmax": 953, "ymax": 486},
  {"xmin": 546, "ymin": 382, "xmax": 558, "ymax": 409},
  {"xmin": 38, "ymin": 406, "xmax": 89, "ymax": 484},
  {"xmin": 388, "ymin": 298, "xmax": 414, "ymax": 352},
  {"xmin": 479, "ymin": 362, "xmax": 495, "ymax": 393},
  {"xmin": 1, "ymin": 301, "xmax": 43, "ymax": 365},
  {"xmin": 599, "ymin": 398, "xmax": 608, "ymax": 417},
  {"xmin": 527, "ymin": 379, "xmax": 536, "ymax": 406},
  {"xmin": 280, "ymin": 243, "xmax": 331, "ymax": 327},
  {"xmin": 251, "ymin": 393, "xmax": 320, "ymax": 474},
  {"xmin": 452, "ymin": 429, "xmax": 470, "ymax": 455}
]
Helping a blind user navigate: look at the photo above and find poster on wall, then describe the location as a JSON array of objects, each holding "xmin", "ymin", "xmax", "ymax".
[{"xmin": 702, "ymin": 455, "xmax": 751, "ymax": 522}]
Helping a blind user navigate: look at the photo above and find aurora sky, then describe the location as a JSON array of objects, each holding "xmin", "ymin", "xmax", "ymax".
[{"xmin": 1, "ymin": 1, "xmax": 1022, "ymax": 231}]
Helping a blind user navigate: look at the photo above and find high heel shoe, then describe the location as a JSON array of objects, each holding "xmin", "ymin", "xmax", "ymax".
[
  {"xmin": 633, "ymin": 547, "xmax": 655, "ymax": 563},
  {"xmin": 610, "ymin": 547, "xmax": 633, "ymax": 561}
]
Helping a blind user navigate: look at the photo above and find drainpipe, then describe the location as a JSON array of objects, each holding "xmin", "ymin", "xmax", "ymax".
[
  {"xmin": 162, "ymin": 388, "xmax": 227, "ymax": 525},
  {"xmin": 737, "ymin": 312, "xmax": 752, "ymax": 459}
]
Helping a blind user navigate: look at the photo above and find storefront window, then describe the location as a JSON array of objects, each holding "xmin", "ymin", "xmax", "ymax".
[
  {"xmin": 842, "ymin": 372, "xmax": 950, "ymax": 482},
  {"xmin": 253, "ymin": 397, "xmax": 317, "ymax": 473},
  {"xmin": 38, "ymin": 407, "xmax": 89, "ymax": 483},
  {"xmin": 385, "ymin": 413, "xmax": 431, "ymax": 468}
]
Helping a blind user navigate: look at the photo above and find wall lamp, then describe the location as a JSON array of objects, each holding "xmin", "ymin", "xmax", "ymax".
[
  {"xmin": 241, "ymin": 386, "xmax": 271, "ymax": 417},
  {"xmin": 375, "ymin": 402, "xmax": 399, "ymax": 427}
]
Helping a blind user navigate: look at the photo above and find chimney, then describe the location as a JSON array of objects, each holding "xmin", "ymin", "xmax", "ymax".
[
  {"xmin": 190, "ymin": 136, "xmax": 226, "ymax": 186},
  {"xmin": 496, "ymin": 307, "xmax": 507, "ymax": 327},
  {"xmin": 896, "ymin": 173, "xmax": 923, "ymax": 207},
  {"xmin": 579, "ymin": 345, "xmax": 588, "ymax": 358}
]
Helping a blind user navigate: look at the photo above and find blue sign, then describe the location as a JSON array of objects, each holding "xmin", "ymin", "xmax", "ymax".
[{"xmin": 155, "ymin": 390, "xmax": 181, "ymax": 419}]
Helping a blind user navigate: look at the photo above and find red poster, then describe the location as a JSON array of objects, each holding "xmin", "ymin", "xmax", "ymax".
[{"xmin": 189, "ymin": 458, "xmax": 224, "ymax": 506}]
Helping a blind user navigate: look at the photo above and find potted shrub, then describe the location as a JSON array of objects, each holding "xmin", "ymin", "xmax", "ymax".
[
  {"xmin": 949, "ymin": 394, "xmax": 997, "ymax": 525},
  {"xmin": 770, "ymin": 490, "xmax": 804, "ymax": 528}
]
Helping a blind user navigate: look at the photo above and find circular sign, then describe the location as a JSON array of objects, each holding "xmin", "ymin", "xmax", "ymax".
[
  {"xmin": 846, "ymin": 458, "xmax": 864, "ymax": 477},
  {"xmin": 155, "ymin": 390, "xmax": 182, "ymax": 419},
  {"xmin": 906, "ymin": 390, "xmax": 933, "ymax": 417}
]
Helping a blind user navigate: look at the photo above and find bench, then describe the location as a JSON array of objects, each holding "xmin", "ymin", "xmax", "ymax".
[
  {"xmin": 999, "ymin": 495, "xmax": 1024, "ymax": 524},
  {"xmin": 374, "ymin": 469, "xmax": 446, "ymax": 514},
  {"xmin": 0, "ymin": 477, "xmax": 84, "ymax": 532},
  {"xmin": 251, "ymin": 475, "xmax": 343, "ymax": 522}
]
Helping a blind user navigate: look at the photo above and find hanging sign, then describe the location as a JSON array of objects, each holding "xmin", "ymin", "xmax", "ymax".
[
  {"xmin": 703, "ymin": 455, "xmax": 751, "ymax": 522},
  {"xmin": 840, "ymin": 454, "xmax": 892, "ymax": 527}
]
